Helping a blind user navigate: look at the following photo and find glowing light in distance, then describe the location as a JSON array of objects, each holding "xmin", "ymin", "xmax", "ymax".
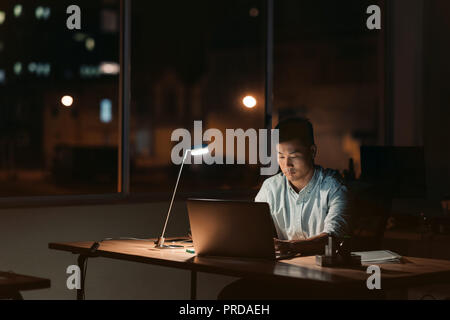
[
  {"xmin": 100, "ymin": 62, "xmax": 120, "ymax": 75},
  {"xmin": 14, "ymin": 62, "xmax": 22, "ymax": 75},
  {"xmin": 14, "ymin": 5, "xmax": 23, "ymax": 17},
  {"xmin": 35, "ymin": 7, "xmax": 50, "ymax": 20},
  {"xmin": 100, "ymin": 99, "xmax": 112, "ymax": 123},
  {"xmin": 0, "ymin": 69, "xmax": 5, "ymax": 84},
  {"xmin": 242, "ymin": 95, "xmax": 257, "ymax": 108},
  {"xmin": 85, "ymin": 38, "xmax": 95, "ymax": 51},
  {"xmin": 249, "ymin": 8, "xmax": 259, "ymax": 17},
  {"xmin": 61, "ymin": 95, "xmax": 74, "ymax": 107}
]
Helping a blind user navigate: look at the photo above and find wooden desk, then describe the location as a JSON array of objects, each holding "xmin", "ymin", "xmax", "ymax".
[
  {"xmin": 0, "ymin": 272, "xmax": 50, "ymax": 300},
  {"xmin": 49, "ymin": 239, "xmax": 450, "ymax": 300}
]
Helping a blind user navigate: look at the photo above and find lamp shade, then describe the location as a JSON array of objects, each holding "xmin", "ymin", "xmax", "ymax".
[{"xmin": 190, "ymin": 144, "xmax": 209, "ymax": 156}]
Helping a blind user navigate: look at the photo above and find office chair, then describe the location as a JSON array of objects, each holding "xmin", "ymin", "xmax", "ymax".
[{"xmin": 347, "ymin": 180, "xmax": 393, "ymax": 251}]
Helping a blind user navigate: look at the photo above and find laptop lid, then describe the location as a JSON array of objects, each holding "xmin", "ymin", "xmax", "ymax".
[{"xmin": 187, "ymin": 198, "xmax": 278, "ymax": 260}]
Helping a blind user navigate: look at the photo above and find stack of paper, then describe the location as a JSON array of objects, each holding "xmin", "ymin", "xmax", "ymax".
[{"xmin": 351, "ymin": 250, "xmax": 402, "ymax": 263}]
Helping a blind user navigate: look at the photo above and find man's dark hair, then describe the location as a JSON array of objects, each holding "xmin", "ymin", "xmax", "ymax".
[{"xmin": 275, "ymin": 117, "xmax": 315, "ymax": 147}]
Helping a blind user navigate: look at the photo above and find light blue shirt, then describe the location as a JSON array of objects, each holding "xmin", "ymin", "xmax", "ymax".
[{"xmin": 255, "ymin": 166, "xmax": 349, "ymax": 240}]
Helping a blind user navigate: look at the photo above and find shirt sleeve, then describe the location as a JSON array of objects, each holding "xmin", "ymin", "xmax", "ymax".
[
  {"xmin": 323, "ymin": 184, "xmax": 350, "ymax": 238},
  {"xmin": 255, "ymin": 182, "xmax": 269, "ymax": 203}
]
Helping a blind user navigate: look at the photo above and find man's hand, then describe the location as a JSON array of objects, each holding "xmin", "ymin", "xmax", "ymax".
[
  {"xmin": 274, "ymin": 238, "xmax": 297, "ymax": 254},
  {"xmin": 274, "ymin": 233, "xmax": 329, "ymax": 255}
]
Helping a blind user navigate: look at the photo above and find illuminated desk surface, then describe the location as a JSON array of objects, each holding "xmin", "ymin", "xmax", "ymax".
[{"xmin": 49, "ymin": 239, "xmax": 450, "ymax": 299}]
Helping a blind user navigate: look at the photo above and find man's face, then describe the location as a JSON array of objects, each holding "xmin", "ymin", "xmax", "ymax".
[{"xmin": 277, "ymin": 139, "xmax": 315, "ymax": 183}]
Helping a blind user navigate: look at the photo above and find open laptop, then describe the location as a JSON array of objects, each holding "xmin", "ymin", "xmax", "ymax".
[{"xmin": 186, "ymin": 198, "xmax": 295, "ymax": 260}]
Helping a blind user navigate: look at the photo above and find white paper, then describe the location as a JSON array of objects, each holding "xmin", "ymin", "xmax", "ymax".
[{"xmin": 351, "ymin": 250, "xmax": 402, "ymax": 263}]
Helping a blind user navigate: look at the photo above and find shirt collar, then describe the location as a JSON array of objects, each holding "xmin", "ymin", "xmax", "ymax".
[{"xmin": 285, "ymin": 167, "xmax": 319, "ymax": 198}]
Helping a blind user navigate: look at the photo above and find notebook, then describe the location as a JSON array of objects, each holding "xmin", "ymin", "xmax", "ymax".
[{"xmin": 352, "ymin": 250, "xmax": 402, "ymax": 263}]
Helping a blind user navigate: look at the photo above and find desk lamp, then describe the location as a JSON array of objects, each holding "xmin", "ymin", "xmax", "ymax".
[{"xmin": 155, "ymin": 144, "xmax": 209, "ymax": 248}]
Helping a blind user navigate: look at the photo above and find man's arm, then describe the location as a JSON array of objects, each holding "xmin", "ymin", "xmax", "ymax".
[
  {"xmin": 322, "ymin": 184, "xmax": 349, "ymax": 239},
  {"xmin": 275, "ymin": 181, "xmax": 350, "ymax": 255},
  {"xmin": 255, "ymin": 182, "xmax": 269, "ymax": 203},
  {"xmin": 275, "ymin": 232, "xmax": 328, "ymax": 255}
]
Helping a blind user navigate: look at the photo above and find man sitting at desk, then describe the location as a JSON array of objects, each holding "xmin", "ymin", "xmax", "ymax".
[
  {"xmin": 256, "ymin": 117, "xmax": 349, "ymax": 255},
  {"xmin": 218, "ymin": 117, "xmax": 350, "ymax": 299}
]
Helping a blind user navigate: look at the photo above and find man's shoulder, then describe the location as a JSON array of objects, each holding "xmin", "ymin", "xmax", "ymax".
[
  {"xmin": 316, "ymin": 166, "xmax": 346, "ymax": 190},
  {"xmin": 260, "ymin": 172, "xmax": 285, "ymax": 190}
]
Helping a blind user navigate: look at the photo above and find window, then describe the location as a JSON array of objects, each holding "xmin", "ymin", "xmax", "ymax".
[
  {"xmin": 0, "ymin": 0, "xmax": 387, "ymax": 201},
  {"xmin": 130, "ymin": 0, "xmax": 266, "ymax": 194},
  {"xmin": 274, "ymin": 0, "xmax": 384, "ymax": 178},
  {"xmin": 0, "ymin": 0, "xmax": 120, "ymax": 197}
]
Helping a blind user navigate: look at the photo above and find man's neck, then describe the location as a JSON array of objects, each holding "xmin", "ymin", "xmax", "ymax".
[{"xmin": 289, "ymin": 167, "xmax": 315, "ymax": 193}]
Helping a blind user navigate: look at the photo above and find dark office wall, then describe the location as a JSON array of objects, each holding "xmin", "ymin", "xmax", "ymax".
[
  {"xmin": 390, "ymin": 0, "xmax": 450, "ymax": 203},
  {"xmin": 422, "ymin": 0, "xmax": 450, "ymax": 201},
  {"xmin": 0, "ymin": 202, "xmax": 236, "ymax": 299},
  {"xmin": 391, "ymin": 0, "xmax": 424, "ymax": 147}
]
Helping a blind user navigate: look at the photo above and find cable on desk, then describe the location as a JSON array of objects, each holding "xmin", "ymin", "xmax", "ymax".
[
  {"xmin": 89, "ymin": 237, "xmax": 154, "ymax": 254},
  {"xmin": 83, "ymin": 258, "xmax": 88, "ymax": 300},
  {"xmin": 102, "ymin": 237, "xmax": 155, "ymax": 242},
  {"xmin": 89, "ymin": 237, "xmax": 192, "ymax": 253},
  {"xmin": 88, "ymin": 236, "xmax": 193, "ymax": 258}
]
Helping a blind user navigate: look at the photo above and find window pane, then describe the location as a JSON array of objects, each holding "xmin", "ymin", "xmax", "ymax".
[
  {"xmin": 131, "ymin": 0, "xmax": 266, "ymax": 194},
  {"xmin": 0, "ymin": 0, "xmax": 120, "ymax": 196},
  {"xmin": 274, "ymin": 0, "xmax": 383, "ymax": 178}
]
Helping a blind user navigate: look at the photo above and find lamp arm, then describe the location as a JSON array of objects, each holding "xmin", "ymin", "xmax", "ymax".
[{"xmin": 158, "ymin": 149, "xmax": 189, "ymax": 244}]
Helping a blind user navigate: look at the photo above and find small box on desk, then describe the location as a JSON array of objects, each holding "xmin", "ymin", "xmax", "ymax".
[
  {"xmin": 315, "ymin": 236, "xmax": 362, "ymax": 267},
  {"xmin": 316, "ymin": 254, "xmax": 362, "ymax": 267}
]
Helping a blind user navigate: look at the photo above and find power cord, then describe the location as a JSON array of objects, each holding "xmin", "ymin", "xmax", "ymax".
[
  {"xmin": 103, "ymin": 237, "xmax": 155, "ymax": 242},
  {"xmin": 89, "ymin": 237, "xmax": 192, "ymax": 253},
  {"xmin": 82, "ymin": 258, "xmax": 88, "ymax": 300},
  {"xmin": 89, "ymin": 237, "xmax": 155, "ymax": 253}
]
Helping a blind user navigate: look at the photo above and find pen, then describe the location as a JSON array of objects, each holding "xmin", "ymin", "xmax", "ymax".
[{"xmin": 186, "ymin": 248, "xmax": 195, "ymax": 254}]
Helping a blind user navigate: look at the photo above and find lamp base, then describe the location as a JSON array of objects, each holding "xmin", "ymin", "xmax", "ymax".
[
  {"xmin": 155, "ymin": 236, "xmax": 184, "ymax": 249},
  {"xmin": 155, "ymin": 244, "xmax": 184, "ymax": 249}
]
